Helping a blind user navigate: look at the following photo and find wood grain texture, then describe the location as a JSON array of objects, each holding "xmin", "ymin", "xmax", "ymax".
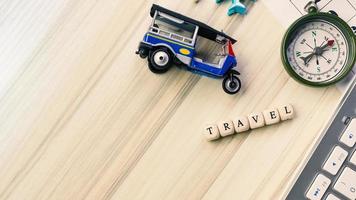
[{"xmin": 0, "ymin": 0, "xmax": 343, "ymax": 199}]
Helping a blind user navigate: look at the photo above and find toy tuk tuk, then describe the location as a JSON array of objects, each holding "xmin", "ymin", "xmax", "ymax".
[{"xmin": 136, "ymin": 4, "xmax": 241, "ymax": 94}]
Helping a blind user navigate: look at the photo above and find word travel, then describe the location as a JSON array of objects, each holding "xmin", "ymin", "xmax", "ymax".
[{"xmin": 203, "ymin": 104, "xmax": 295, "ymax": 141}]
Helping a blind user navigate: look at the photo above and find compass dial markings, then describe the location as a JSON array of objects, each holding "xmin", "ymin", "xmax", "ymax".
[{"xmin": 286, "ymin": 20, "xmax": 349, "ymax": 83}]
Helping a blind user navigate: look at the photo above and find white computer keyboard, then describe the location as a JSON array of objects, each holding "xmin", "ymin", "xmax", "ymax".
[{"xmin": 286, "ymin": 81, "xmax": 356, "ymax": 200}]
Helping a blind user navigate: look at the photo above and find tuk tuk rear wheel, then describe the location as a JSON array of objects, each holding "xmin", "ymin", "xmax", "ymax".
[
  {"xmin": 148, "ymin": 48, "xmax": 172, "ymax": 74},
  {"xmin": 222, "ymin": 75, "xmax": 241, "ymax": 94}
]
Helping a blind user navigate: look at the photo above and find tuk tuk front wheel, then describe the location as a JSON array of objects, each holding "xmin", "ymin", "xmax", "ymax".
[
  {"xmin": 148, "ymin": 48, "xmax": 172, "ymax": 74},
  {"xmin": 222, "ymin": 75, "xmax": 241, "ymax": 94}
]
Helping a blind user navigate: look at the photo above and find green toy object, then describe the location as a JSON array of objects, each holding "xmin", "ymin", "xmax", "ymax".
[{"xmin": 216, "ymin": 0, "xmax": 256, "ymax": 16}]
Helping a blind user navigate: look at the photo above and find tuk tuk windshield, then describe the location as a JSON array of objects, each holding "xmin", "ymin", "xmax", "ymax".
[{"xmin": 151, "ymin": 12, "xmax": 197, "ymax": 44}]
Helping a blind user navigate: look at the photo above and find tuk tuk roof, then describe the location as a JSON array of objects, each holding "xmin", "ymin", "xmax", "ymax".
[{"xmin": 150, "ymin": 4, "xmax": 237, "ymax": 44}]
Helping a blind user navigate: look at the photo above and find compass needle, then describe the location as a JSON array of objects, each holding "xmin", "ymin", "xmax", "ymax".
[{"xmin": 319, "ymin": 41, "xmax": 325, "ymax": 47}]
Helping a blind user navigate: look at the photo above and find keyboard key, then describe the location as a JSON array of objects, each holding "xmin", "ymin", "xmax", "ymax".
[
  {"xmin": 351, "ymin": 151, "xmax": 356, "ymax": 166},
  {"xmin": 322, "ymin": 146, "xmax": 348, "ymax": 175},
  {"xmin": 334, "ymin": 167, "xmax": 356, "ymax": 200},
  {"xmin": 326, "ymin": 193, "xmax": 341, "ymax": 200},
  {"xmin": 306, "ymin": 174, "xmax": 331, "ymax": 200},
  {"xmin": 340, "ymin": 118, "xmax": 356, "ymax": 147}
]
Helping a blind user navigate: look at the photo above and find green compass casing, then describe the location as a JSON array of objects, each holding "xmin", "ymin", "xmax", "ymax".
[{"xmin": 281, "ymin": 2, "xmax": 356, "ymax": 87}]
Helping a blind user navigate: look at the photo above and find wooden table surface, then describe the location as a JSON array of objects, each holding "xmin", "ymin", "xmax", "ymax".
[{"xmin": 0, "ymin": 0, "xmax": 345, "ymax": 199}]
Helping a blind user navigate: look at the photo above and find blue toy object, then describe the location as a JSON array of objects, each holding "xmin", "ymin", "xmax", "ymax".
[
  {"xmin": 136, "ymin": 4, "xmax": 242, "ymax": 94},
  {"xmin": 216, "ymin": 0, "xmax": 256, "ymax": 16}
]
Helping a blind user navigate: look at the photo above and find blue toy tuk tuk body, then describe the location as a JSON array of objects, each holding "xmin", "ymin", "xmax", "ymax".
[{"xmin": 136, "ymin": 4, "xmax": 241, "ymax": 94}]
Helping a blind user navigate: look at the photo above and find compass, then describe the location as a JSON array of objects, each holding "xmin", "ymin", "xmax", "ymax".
[{"xmin": 281, "ymin": 1, "xmax": 356, "ymax": 86}]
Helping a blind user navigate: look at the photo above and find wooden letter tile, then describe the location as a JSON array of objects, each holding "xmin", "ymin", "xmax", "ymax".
[
  {"xmin": 217, "ymin": 120, "xmax": 235, "ymax": 137},
  {"xmin": 233, "ymin": 116, "xmax": 250, "ymax": 133},
  {"xmin": 248, "ymin": 112, "xmax": 265, "ymax": 129},
  {"xmin": 278, "ymin": 104, "xmax": 295, "ymax": 121},
  {"xmin": 263, "ymin": 108, "xmax": 281, "ymax": 125},
  {"xmin": 203, "ymin": 124, "xmax": 220, "ymax": 141}
]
